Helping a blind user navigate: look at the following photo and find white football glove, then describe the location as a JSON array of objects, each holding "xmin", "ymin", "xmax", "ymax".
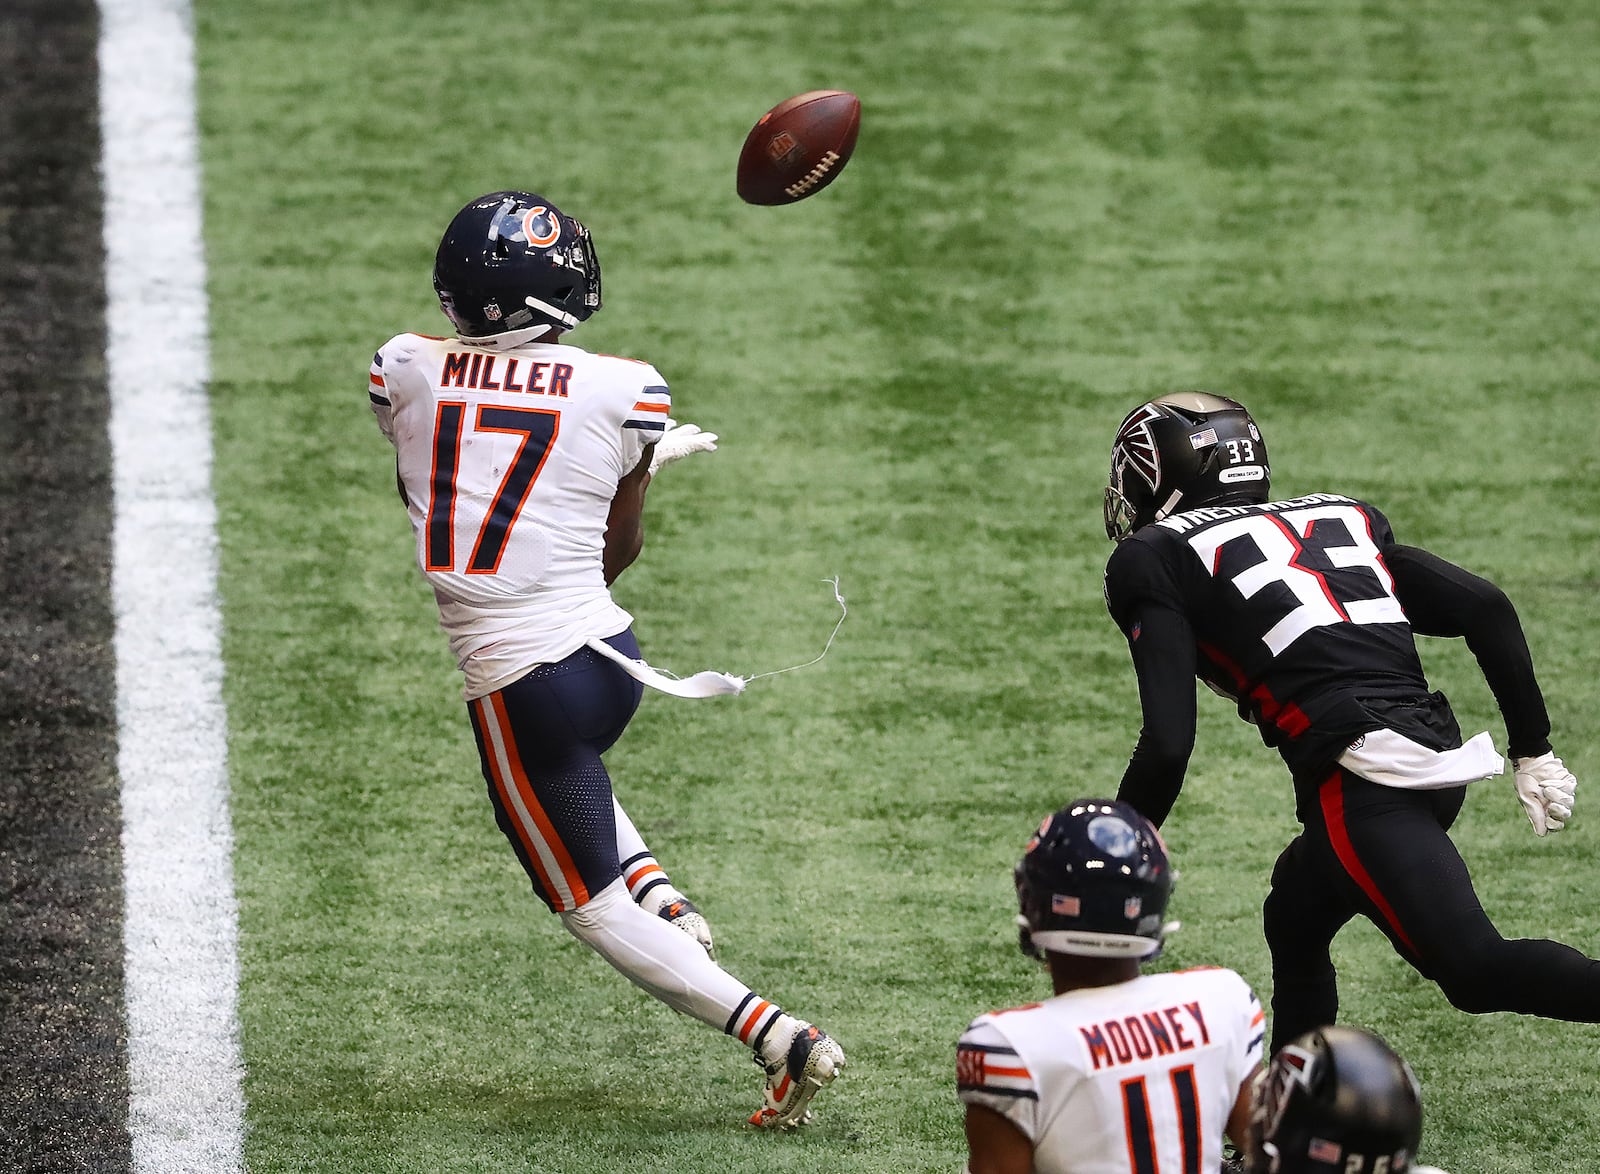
[
  {"xmin": 647, "ymin": 418, "xmax": 718, "ymax": 475},
  {"xmin": 1513, "ymin": 751, "xmax": 1577, "ymax": 837}
]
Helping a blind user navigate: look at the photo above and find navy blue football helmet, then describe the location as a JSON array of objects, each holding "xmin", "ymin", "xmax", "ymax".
[
  {"xmin": 1015, "ymin": 798, "xmax": 1174, "ymax": 959},
  {"xmin": 1105, "ymin": 391, "xmax": 1270, "ymax": 542},
  {"xmin": 433, "ymin": 191, "xmax": 602, "ymax": 342},
  {"xmin": 1249, "ymin": 1026, "xmax": 1423, "ymax": 1174}
]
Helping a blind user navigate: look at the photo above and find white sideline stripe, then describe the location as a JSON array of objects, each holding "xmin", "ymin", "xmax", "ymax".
[{"xmin": 100, "ymin": 0, "xmax": 246, "ymax": 1170}]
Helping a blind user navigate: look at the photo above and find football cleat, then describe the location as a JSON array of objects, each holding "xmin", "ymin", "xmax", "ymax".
[
  {"xmin": 659, "ymin": 897, "xmax": 715, "ymax": 960},
  {"xmin": 748, "ymin": 1021, "xmax": 845, "ymax": 1129}
]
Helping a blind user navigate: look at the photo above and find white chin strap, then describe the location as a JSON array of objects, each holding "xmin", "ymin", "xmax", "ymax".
[
  {"xmin": 458, "ymin": 322, "xmax": 561, "ymax": 351},
  {"xmin": 525, "ymin": 294, "xmax": 580, "ymax": 329},
  {"xmin": 1153, "ymin": 488, "xmax": 1186, "ymax": 522}
]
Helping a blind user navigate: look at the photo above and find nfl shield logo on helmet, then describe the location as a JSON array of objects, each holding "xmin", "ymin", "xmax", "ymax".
[
  {"xmin": 1124, "ymin": 897, "xmax": 1143, "ymax": 919},
  {"xmin": 483, "ymin": 301, "xmax": 503, "ymax": 322}
]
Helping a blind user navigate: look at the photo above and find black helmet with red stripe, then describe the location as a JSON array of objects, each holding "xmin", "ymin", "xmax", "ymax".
[
  {"xmin": 433, "ymin": 191, "xmax": 602, "ymax": 346},
  {"xmin": 1249, "ymin": 1026, "xmax": 1423, "ymax": 1174},
  {"xmin": 1104, "ymin": 391, "xmax": 1270, "ymax": 542}
]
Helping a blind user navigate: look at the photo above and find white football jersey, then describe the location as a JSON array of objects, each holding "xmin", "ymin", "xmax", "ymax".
[
  {"xmin": 959, "ymin": 967, "xmax": 1263, "ymax": 1174},
  {"xmin": 368, "ymin": 333, "xmax": 668, "ymax": 698}
]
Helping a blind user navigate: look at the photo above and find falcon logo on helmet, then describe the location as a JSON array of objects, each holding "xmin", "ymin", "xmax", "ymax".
[
  {"xmin": 1104, "ymin": 391, "xmax": 1271, "ymax": 543},
  {"xmin": 1111, "ymin": 403, "xmax": 1164, "ymax": 495}
]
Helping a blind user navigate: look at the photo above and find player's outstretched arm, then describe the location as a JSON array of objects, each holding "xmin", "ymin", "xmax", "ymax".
[
  {"xmin": 648, "ymin": 418, "xmax": 718, "ymax": 476},
  {"xmin": 603, "ymin": 448, "xmax": 653, "ymax": 586}
]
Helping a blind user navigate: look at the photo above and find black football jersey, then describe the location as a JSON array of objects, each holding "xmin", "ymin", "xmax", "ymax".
[{"xmin": 1105, "ymin": 493, "xmax": 1450, "ymax": 779}]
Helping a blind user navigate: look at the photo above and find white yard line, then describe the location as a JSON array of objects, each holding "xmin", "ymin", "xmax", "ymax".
[{"xmin": 99, "ymin": 0, "xmax": 246, "ymax": 1170}]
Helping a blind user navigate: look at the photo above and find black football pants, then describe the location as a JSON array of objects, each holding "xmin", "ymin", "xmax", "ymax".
[{"xmin": 1264, "ymin": 766, "xmax": 1600, "ymax": 1052}]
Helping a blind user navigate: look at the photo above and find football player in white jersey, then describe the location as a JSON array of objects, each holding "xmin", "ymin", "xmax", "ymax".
[
  {"xmin": 958, "ymin": 799, "xmax": 1262, "ymax": 1174},
  {"xmin": 367, "ymin": 191, "xmax": 843, "ymax": 1128},
  {"xmin": 1249, "ymin": 1025, "xmax": 1449, "ymax": 1174}
]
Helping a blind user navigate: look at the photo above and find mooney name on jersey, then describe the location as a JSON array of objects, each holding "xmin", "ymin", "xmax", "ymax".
[
  {"xmin": 958, "ymin": 967, "xmax": 1262, "ymax": 1174},
  {"xmin": 368, "ymin": 334, "xmax": 667, "ymax": 698}
]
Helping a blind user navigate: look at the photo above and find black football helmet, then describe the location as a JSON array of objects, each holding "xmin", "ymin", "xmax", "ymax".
[
  {"xmin": 1248, "ymin": 1026, "xmax": 1423, "ymax": 1174},
  {"xmin": 1014, "ymin": 798, "xmax": 1174, "ymax": 959},
  {"xmin": 433, "ymin": 191, "xmax": 602, "ymax": 343},
  {"xmin": 1104, "ymin": 391, "xmax": 1270, "ymax": 542}
]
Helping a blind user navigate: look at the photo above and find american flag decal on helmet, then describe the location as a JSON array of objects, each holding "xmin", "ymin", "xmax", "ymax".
[
  {"xmin": 1307, "ymin": 1139, "xmax": 1343, "ymax": 1163},
  {"xmin": 1112, "ymin": 403, "xmax": 1164, "ymax": 493}
]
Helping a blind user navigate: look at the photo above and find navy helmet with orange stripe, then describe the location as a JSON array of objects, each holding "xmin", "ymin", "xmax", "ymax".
[
  {"xmin": 1014, "ymin": 798, "xmax": 1174, "ymax": 960},
  {"xmin": 433, "ymin": 191, "xmax": 602, "ymax": 346},
  {"xmin": 1104, "ymin": 391, "xmax": 1271, "ymax": 542}
]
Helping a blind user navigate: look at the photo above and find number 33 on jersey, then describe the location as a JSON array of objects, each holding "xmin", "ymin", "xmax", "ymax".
[{"xmin": 1104, "ymin": 492, "xmax": 1431, "ymax": 739}]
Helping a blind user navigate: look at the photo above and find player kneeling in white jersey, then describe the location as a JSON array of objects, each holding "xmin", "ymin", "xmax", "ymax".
[
  {"xmin": 368, "ymin": 191, "xmax": 841, "ymax": 1128},
  {"xmin": 1249, "ymin": 1024, "xmax": 1449, "ymax": 1174},
  {"xmin": 958, "ymin": 799, "xmax": 1262, "ymax": 1174}
]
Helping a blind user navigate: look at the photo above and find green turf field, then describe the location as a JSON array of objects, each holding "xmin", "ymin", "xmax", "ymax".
[{"xmin": 198, "ymin": 1, "xmax": 1600, "ymax": 1170}]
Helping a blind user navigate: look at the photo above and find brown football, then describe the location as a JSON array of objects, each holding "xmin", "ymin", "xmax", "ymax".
[{"xmin": 736, "ymin": 90, "xmax": 861, "ymax": 206}]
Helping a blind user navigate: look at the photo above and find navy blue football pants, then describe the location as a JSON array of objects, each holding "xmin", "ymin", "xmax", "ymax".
[
  {"xmin": 465, "ymin": 630, "xmax": 644, "ymax": 913},
  {"xmin": 1265, "ymin": 766, "xmax": 1600, "ymax": 1052}
]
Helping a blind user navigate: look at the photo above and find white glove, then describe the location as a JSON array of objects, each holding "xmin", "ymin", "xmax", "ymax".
[
  {"xmin": 648, "ymin": 418, "xmax": 718, "ymax": 475},
  {"xmin": 1513, "ymin": 751, "xmax": 1577, "ymax": 836}
]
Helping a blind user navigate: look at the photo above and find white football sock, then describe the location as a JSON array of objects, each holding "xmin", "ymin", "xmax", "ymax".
[
  {"xmin": 560, "ymin": 878, "xmax": 777, "ymax": 1040},
  {"xmin": 614, "ymin": 797, "xmax": 686, "ymax": 916}
]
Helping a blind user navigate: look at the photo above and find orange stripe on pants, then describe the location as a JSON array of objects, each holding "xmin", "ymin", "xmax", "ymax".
[
  {"xmin": 474, "ymin": 696, "xmax": 563, "ymax": 903},
  {"xmin": 487, "ymin": 691, "xmax": 592, "ymax": 909},
  {"xmin": 481, "ymin": 692, "xmax": 592, "ymax": 910}
]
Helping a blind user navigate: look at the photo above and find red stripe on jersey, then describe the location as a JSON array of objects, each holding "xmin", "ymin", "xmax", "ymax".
[
  {"xmin": 630, "ymin": 401, "xmax": 670, "ymax": 413},
  {"xmin": 369, "ymin": 373, "xmax": 386, "ymax": 388},
  {"xmin": 1199, "ymin": 642, "xmax": 1312, "ymax": 738}
]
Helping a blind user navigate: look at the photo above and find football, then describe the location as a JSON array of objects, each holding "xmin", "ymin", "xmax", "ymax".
[{"xmin": 736, "ymin": 90, "xmax": 861, "ymax": 206}]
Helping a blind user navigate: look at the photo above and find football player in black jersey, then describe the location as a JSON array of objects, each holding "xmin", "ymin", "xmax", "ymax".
[
  {"xmin": 1102, "ymin": 391, "xmax": 1592, "ymax": 1051},
  {"xmin": 1248, "ymin": 1025, "xmax": 1448, "ymax": 1174}
]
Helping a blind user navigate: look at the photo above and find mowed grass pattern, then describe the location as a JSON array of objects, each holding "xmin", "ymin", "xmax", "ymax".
[{"xmin": 198, "ymin": 2, "xmax": 1600, "ymax": 1171}]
